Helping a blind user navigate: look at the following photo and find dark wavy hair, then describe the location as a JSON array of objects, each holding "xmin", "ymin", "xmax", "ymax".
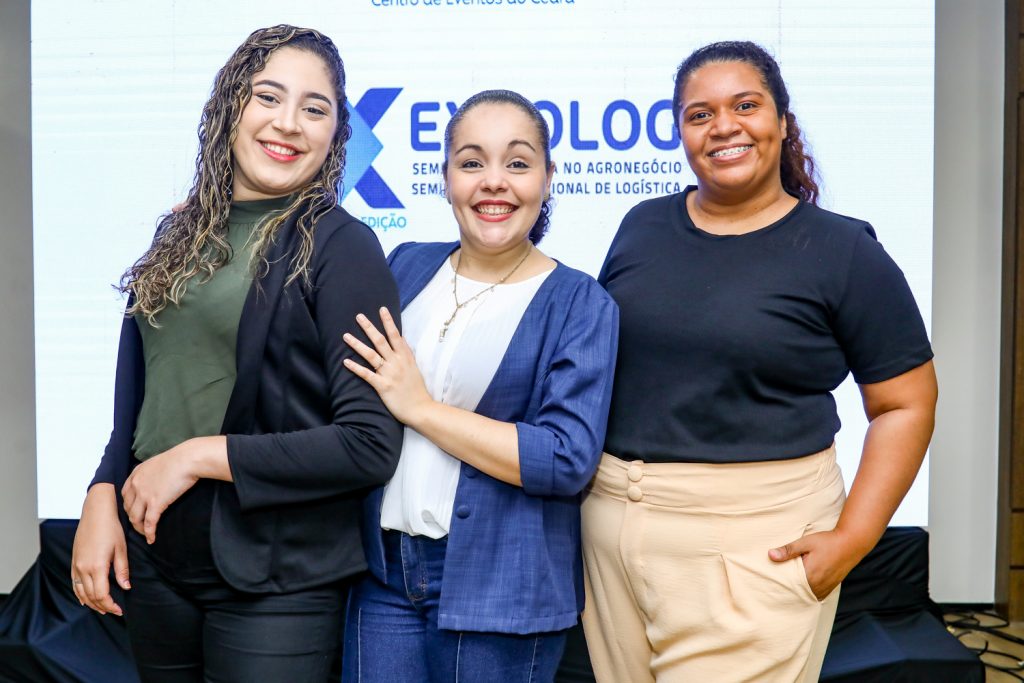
[
  {"xmin": 442, "ymin": 89, "xmax": 553, "ymax": 244},
  {"xmin": 672, "ymin": 40, "xmax": 820, "ymax": 205},
  {"xmin": 122, "ymin": 25, "xmax": 351, "ymax": 325}
]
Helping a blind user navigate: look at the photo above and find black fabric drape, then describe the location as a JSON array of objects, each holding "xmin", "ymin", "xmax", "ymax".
[
  {"xmin": 0, "ymin": 524, "xmax": 987, "ymax": 683},
  {"xmin": 0, "ymin": 521, "xmax": 137, "ymax": 683}
]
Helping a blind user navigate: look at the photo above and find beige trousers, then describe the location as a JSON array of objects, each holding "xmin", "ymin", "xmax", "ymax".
[{"xmin": 581, "ymin": 446, "xmax": 846, "ymax": 683}]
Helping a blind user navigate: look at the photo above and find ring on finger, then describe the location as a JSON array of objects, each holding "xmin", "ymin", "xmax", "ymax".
[
  {"xmin": 373, "ymin": 357, "xmax": 385, "ymax": 371},
  {"xmin": 73, "ymin": 579, "xmax": 83, "ymax": 585}
]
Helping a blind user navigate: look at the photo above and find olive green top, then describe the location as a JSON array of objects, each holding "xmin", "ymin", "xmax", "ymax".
[{"xmin": 132, "ymin": 197, "xmax": 289, "ymax": 461}]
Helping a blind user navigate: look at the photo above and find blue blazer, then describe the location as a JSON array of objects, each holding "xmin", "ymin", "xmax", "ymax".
[{"xmin": 361, "ymin": 241, "xmax": 619, "ymax": 634}]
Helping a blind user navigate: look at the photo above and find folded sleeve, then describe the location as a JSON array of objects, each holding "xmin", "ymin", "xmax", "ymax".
[{"xmin": 516, "ymin": 280, "xmax": 619, "ymax": 497}]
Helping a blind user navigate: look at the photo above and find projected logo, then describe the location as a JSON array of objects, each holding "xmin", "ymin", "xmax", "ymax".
[{"xmin": 344, "ymin": 88, "xmax": 404, "ymax": 209}]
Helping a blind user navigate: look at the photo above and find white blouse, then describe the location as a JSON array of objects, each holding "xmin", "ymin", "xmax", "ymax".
[{"xmin": 379, "ymin": 256, "xmax": 552, "ymax": 538}]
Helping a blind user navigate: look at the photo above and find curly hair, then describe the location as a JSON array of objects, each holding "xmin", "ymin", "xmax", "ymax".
[
  {"xmin": 122, "ymin": 24, "xmax": 352, "ymax": 325},
  {"xmin": 442, "ymin": 89, "xmax": 553, "ymax": 245},
  {"xmin": 672, "ymin": 41, "xmax": 820, "ymax": 205}
]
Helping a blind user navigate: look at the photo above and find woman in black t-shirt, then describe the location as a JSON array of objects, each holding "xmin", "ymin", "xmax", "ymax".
[{"xmin": 583, "ymin": 41, "xmax": 937, "ymax": 683}]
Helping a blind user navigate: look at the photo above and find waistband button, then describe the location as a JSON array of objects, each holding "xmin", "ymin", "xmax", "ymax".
[
  {"xmin": 627, "ymin": 465, "xmax": 643, "ymax": 482},
  {"xmin": 627, "ymin": 485, "xmax": 643, "ymax": 502}
]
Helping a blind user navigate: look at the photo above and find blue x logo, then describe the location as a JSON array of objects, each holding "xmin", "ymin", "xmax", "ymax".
[{"xmin": 343, "ymin": 88, "xmax": 404, "ymax": 209}]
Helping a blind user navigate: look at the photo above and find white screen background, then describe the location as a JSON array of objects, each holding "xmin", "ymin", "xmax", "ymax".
[{"xmin": 32, "ymin": 0, "xmax": 934, "ymax": 521}]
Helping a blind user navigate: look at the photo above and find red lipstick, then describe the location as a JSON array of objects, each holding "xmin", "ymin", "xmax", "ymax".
[{"xmin": 259, "ymin": 140, "xmax": 301, "ymax": 163}]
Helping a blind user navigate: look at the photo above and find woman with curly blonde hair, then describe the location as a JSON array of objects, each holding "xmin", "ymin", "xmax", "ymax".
[{"xmin": 70, "ymin": 24, "xmax": 402, "ymax": 682}]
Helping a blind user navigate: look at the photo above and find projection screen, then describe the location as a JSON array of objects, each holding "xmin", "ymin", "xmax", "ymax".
[{"xmin": 31, "ymin": 0, "xmax": 934, "ymax": 521}]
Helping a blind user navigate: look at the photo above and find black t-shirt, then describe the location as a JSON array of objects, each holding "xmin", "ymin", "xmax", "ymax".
[{"xmin": 598, "ymin": 188, "xmax": 933, "ymax": 464}]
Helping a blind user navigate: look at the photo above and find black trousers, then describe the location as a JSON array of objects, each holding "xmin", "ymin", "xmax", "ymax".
[{"xmin": 123, "ymin": 502, "xmax": 345, "ymax": 683}]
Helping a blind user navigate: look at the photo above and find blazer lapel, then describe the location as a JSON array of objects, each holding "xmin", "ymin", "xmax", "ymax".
[
  {"xmin": 221, "ymin": 215, "xmax": 298, "ymax": 434},
  {"xmin": 473, "ymin": 262, "xmax": 565, "ymax": 421},
  {"xmin": 394, "ymin": 241, "xmax": 459, "ymax": 310}
]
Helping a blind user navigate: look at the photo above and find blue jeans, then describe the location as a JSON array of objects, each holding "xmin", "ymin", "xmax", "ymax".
[{"xmin": 342, "ymin": 531, "xmax": 567, "ymax": 683}]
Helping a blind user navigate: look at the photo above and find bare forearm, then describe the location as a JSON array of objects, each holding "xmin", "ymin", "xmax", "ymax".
[
  {"xmin": 409, "ymin": 401, "xmax": 522, "ymax": 487},
  {"xmin": 835, "ymin": 401, "xmax": 935, "ymax": 560},
  {"xmin": 85, "ymin": 482, "xmax": 117, "ymax": 509},
  {"xmin": 187, "ymin": 436, "xmax": 233, "ymax": 482},
  {"xmin": 768, "ymin": 362, "xmax": 936, "ymax": 598}
]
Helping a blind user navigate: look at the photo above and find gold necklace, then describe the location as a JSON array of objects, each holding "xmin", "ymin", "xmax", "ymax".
[{"xmin": 439, "ymin": 244, "xmax": 533, "ymax": 342}]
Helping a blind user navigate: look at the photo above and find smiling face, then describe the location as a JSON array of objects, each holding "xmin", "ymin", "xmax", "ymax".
[
  {"xmin": 231, "ymin": 47, "xmax": 338, "ymax": 201},
  {"xmin": 678, "ymin": 60, "xmax": 787, "ymax": 201},
  {"xmin": 444, "ymin": 102, "xmax": 554, "ymax": 255}
]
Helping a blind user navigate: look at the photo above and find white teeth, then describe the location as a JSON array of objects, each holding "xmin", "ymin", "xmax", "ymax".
[
  {"xmin": 262, "ymin": 142, "xmax": 298, "ymax": 156},
  {"xmin": 710, "ymin": 145, "xmax": 752, "ymax": 158},
  {"xmin": 476, "ymin": 205, "xmax": 514, "ymax": 215}
]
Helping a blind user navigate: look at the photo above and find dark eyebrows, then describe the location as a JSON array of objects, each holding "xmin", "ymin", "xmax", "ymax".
[
  {"xmin": 252, "ymin": 79, "xmax": 334, "ymax": 106},
  {"xmin": 253, "ymin": 78, "xmax": 285, "ymax": 90},
  {"xmin": 730, "ymin": 90, "xmax": 765, "ymax": 101},
  {"xmin": 305, "ymin": 92, "xmax": 333, "ymax": 106},
  {"xmin": 682, "ymin": 90, "xmax": 766, "ymax": 113},
  {"xmin": 508, "ymin": 139, "xmax": 537, "ymax": 152},
  {"xmin": 453, "ymin": 143, "xmax": 484, "ymax": 156},
  {"xmin": 452, "ymin": 140, "xmax": 537, "ymax": 156}
]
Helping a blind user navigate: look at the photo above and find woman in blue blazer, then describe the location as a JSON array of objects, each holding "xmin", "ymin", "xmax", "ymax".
[
  {"xmin": 340, "ymin": 90, "xmax": 619, "ymax": 683},
  {"xmin": 70, "ymin": 26, "xmax": 402, "ymax": 682}
]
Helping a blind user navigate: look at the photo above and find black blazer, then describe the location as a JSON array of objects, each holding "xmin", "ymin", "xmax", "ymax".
[{"xmin": 91, "ymin": 205, "xmax": 403, "ymax": 593}]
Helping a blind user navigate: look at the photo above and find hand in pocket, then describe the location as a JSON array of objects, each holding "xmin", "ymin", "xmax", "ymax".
[{"xmin": 768, "ymin": 529, "xmax": 859, "ymax": 601}]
